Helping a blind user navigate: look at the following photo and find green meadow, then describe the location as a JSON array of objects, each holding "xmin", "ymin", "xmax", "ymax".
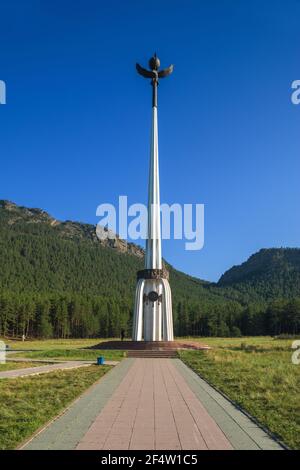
[
  {"xmin": 3, "ymin": 337, "xmax": 124, "ymax": 361},
  {"xmin": 0, "ymin": 361, "xmax": 44, "ymax": 372},
  {"xmin": 0, "ymin": 365, "xmax": 111, "ymax": 450},
  {"xmin": 180, "ymin": 336, "xmax": 300, "ymax": 449},
  {"xmin": 1, "ymin": 336, "xmax": 299, "ymax": 449},
  {"xmin": 11, "ymin": 348, "xmax": 125, "ymax": 362},
  {"xmin": 3, "ymin": 337, "xmax": 107, "ymax": 350}
]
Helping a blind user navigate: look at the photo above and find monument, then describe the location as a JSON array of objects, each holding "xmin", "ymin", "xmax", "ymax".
[{"xmin": 132, "ymin": 54, "xmax": 174, "ymax": 342}]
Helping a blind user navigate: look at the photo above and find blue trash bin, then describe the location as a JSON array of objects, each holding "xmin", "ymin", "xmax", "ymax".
[{"xmin": 97, "ymin": 356, "xmax": 104, "ymax": 365}]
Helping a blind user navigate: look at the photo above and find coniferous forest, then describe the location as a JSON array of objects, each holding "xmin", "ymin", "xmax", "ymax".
[{"xmin": 1, "ymin": 200, "xmax": 300, "ymax": 339}]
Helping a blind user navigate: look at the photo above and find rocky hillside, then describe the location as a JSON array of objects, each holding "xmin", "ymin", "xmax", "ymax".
[{"xmin": 0, "ymin": 200, "xmax": 144, "ymax": 258}]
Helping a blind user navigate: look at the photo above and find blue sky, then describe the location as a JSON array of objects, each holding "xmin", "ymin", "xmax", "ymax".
[{"xmin": 0, "ymin": 0, "xmax": 299, "ymax": 281}]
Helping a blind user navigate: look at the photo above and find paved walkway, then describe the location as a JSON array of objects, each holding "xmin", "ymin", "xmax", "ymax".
[
  {"xmin": 0, "ymin": 360, "xmax": 118, "ymax": 379},
  {"xmin": 22, "ymin": 359, "xmax": 283, "ymax": 450}
]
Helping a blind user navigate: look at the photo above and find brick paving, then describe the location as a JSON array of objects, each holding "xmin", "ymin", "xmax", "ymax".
[
  {"xmin": 76, "ymin": 359, "xmax": 233, "ymax": 450},
  {"xmin": 22, "ymin": 359, "xmax": 134, "ymax": 450},
  {"xmin": 174, "ymin": 360, "xmax": 283, "ymax": 450},
  {"xmin": 22, "ymin": 358, "xmax": 284, "ymax": 450}
]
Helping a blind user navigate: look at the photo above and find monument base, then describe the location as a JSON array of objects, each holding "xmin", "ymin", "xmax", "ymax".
[
  {"xmin": 133, "ymin": 272, "xmax": 174, "ymax": 342},
  {"xmin": 89, "ymin": 340, "xmax": 210, "ymax": 351}
]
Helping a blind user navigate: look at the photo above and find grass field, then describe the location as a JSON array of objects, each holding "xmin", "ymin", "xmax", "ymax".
[
  {"xmin": 0, "ymin": 362, "xmax": 45, "ymax": 372},
  {"xmin": 1, "ymin": 337, "xmax": 109, "ymax": 350},
  {"xmin": 0, "ymin": 337, "xmax": 125, "ymax": 361},
  {"xmin": 0, "ymin": 365, "xmax": 111, "ymax": 450},
  {"xmin": 11, "ymin": 348, "xmax": 125, "ymax": 361},
  {"xmin": 1, "ymin": 336, "xmax": 299, "ymax": 449},
  {"xmin": 189, "ymin": 335, "xmax": 297, "ymax": 348},
  {"xmin": 180, "ymin": 337, "xmax": 300, "ymax": 449}
]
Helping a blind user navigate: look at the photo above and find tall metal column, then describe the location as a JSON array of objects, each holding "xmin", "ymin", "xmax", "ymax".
[{"xmin": 132, "ymin": 54, "xmax": 174, "ymax": 342}]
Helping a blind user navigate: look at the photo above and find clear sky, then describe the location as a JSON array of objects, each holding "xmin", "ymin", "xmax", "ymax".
[{"xmin": 0, "ymin": 0, "xmax": 299, "ymax": 281}]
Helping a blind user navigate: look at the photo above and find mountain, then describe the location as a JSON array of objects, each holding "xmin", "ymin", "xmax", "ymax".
[
  {"xmin": 0, "ymin": 199, "xmax": 216, "ymax": 299},
  {"xmin": 0, "ymin": 200, "xmax": 144, "ymax": 258},
  {"xmin": 218, "ymin": 248, "xmax": 300, "ymax": 301},
  {"xmin": 0, "ymin": 200, "xmax": 299, "ymax": 338}
]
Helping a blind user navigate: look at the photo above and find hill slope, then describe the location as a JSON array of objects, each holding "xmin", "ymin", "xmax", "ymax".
[
  {"xmin": 218, "ymin": 248, "xmax": 300, "ymax": 301},
  {"xmin": 0, "ymin": 200, "xmax": 237, "ymax": 338},
  {"xmin": 0, "ymin": 200, "xmax": 221, "ymax": 301},
  {"xmin": 0, "ymin": 200, "xmax": 299, "ymax": 338}
]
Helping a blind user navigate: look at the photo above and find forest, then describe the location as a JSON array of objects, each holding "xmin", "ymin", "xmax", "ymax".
[
  {"xmin": 1, "ymin": 290, "xmax": 300, "ymax": 339},
  {"xmin": 1, "ymin": 200, "xmax": 300, "ymax": 339}
]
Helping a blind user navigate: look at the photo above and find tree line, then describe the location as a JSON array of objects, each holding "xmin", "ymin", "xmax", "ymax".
[{"xmin": 1, "ymin": 290, "xmax": 300, "ymax": 339}]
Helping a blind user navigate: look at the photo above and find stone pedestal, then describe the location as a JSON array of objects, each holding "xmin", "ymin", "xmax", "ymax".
[{"xmin": 133, "ymin": 269, "xmax": 173, "ymax": 341}]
